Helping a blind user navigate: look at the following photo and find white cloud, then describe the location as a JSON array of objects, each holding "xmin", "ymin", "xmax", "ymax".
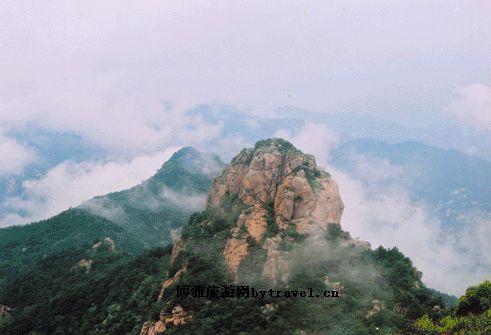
[
  {"xmin": 0, "ymin": 0, "xmax": 490, "ymax": 296},
  {"xmin": 0, "ymin": 146, "xmax": 179, "ymax": 226},
  {"xmin": 280, "ymin": 123, "xmax": 491, "ymax": 296},
  {"xmin": 79, "ymin": 197, "xmax": 127, "ymax": 224},
  {"xmin": 1, "ymin": 0, "xmax": 490, "ymax": 153},
  {"xmin": 0, "ymin": 132, "xmax": 36, "ymax": 176},
  {"xmin": 274, "ymin": 122, "xmax": 340, "ymax": 167},
  {"xmin": 159, "ymin": 186, "xmax": 207, "ymax": 212},
  {"xmin": 445, "ymin": 84, "xmax": 491, "ymax": 133}
]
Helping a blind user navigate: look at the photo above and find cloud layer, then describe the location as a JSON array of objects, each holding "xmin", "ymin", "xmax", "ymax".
[
  {"xmin": 1, "ymin": 0, "xmax": 491, "ymax": 154},
  {"xmin": 445, "ymin": 84, "xmax": 491, "ymax": 132},
  {"xmin": 0, "ymin": 132, "xmax": 36, "ymax": 176},
  {"xmin": 0, "ymin": 147, "xmax": 179, "ymax": 227},
  {"xmin": 1, "ymin": 0, "xmax": 490, "ymax": 297},
  {"xmin": 280, "ymin": 123, "xmax": 491, "ymax": 296}
]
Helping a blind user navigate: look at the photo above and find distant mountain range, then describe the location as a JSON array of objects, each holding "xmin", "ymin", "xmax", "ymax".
[
  {"xmin": 2, "ymin": 106, "xmax": 490, "ymax": 226},
  {"xmin": 330, "ymin": 139, "xmax": 491, "ymax": 230}
]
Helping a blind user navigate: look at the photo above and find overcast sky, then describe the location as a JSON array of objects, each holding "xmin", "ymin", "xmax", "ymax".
[
  {"xmin": 1, "ymin": 1, "xmax": 491, "ymax": 295},
  {"xmin": 1, "ymin": 0, "xmax": 490, "ymax": 153}
]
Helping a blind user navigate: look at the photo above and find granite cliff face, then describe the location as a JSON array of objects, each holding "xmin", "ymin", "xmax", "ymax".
[
  {"xmin": 208, "ymin": 139, "xmax": 343, "ymax": 232},
  {"xmin": 139, "ymin": 139, "xmax": 437, "ymax": 335},
  {"xmin": 0, "ymin": 140, "xmax": 439, "ymax": 335},
  {"xmin": 142, "ymin": 139, "xmax": 350, "ymax": 335},
  {"xmin": 208, "ymin": 139, "xmax": 344, "ymax": 281},
  {"xmin": 142, "ymin": 139, "xmax": 347, "ymax": 334}
]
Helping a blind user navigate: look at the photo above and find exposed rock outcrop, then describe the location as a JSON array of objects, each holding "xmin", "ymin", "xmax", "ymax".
[
  {"xmin": 324, "ymin": 276, "xmax": 344, "ymax": 292},
  {"xmin": 170, "ymin": 238, "xmax": 183, "ymax": 267},
  {"xmin": 339, "ymin": 237, "xmax": 371, "ymax": 250},
  {"xmin": 394, "ymin": 303, "xmax": 409, "ymax": 316},
  {"xmin": 223, "ymin": 229, "xmax": 249, "ymax": 277},
  {"xmin": 140, "ymin": 320, "xmax": 166, "ymax": 335},
  {"xmin": 142, "ymin": 139, "xmax": 365, "ymax": 333},
  {"xmin": 92, "ymin": 237, "xmax": 116, "ymax": 252},
  {"xmin": 0, "ymin": 305, "xmax": 11, "ymax": 318},
  {"xmin": 412, "ymin": 266, "xmax": 423, "ymax": 280},
  {"xmin": 158, "ymin": 265, "xmax": 187, "ymax": 301},
  {"xmin": 262, "ymin": 236, "xmax": 289, "ymax": 285},
  {"xmin": 260, "ymin": 303, "xmax": 278, "ymax": 314},
  {"xmin": 140, "ymin": 305, "xmax": 192, "ymax": 335},
  {"xmin": 366, "ymin": 299, "xmax": 385, "ymax": 318},
  {"xmin": 73, "ymin": 258, "xmax": 94, "ymax": 273},
  {"xmin": 207, "ymin": 139, "xmax": 344, "ymax": 277}
]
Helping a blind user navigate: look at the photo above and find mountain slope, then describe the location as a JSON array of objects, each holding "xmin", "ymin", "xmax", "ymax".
[
  {"xmin": 0, "ymin": 147, "xmax": 224, "ymax": 288},
  {"xmin": 0, "ymin": 209, "xmax": 142, "ymax": 288},
  {"xmin": 80, "ymin": 146, "xmax": 224, "ymax": 246},
  {"xmin": 0, "ymin": 244, "xmax": 171, "ymax": 335},
  {"xmin": 141, "ymin": 139, "xmax": 442, "ymax": 335},
  {"xmin": 0, "ymin": 139, "xmax": 454, "ymax": 335}
]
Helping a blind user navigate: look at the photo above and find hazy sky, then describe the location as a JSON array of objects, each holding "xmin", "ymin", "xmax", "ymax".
[
  {"xmin": 1, "ymin": 1, "xmax": 491, "ymax": 295},
  {"xmin": 1, "ymin": 1, "xmax": 490, "ymax": 152}
]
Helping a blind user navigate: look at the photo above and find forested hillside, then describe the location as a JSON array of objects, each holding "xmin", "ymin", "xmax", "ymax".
[{"xmin": 0, "ymin": 147, "xmax": 223, "ymax": 290}]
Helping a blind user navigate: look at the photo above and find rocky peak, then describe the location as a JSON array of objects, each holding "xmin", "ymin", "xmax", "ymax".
[
  {"xmin": 206, "ymin": 138, "xmax": 344, "ymax": 279},
  {"xmin": 208, "ymin": 139, "xmax": 343, "ymax": 235},
  {"xmin": 142, "ymin": 146, "xmax": 225, "ymax": 197},
  {"xmin": 142, "ymin": 139, "xmax": 373, "ymax": 334},
  {"xmin": 208, "ymin": 138, "xmax": 343, "ymax": 233}
]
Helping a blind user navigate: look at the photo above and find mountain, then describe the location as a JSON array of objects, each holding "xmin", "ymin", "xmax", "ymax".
[
  {"xmin": 3, "ymin": 139, "xmax": 479, "ymax": 334},
  {"xmin": 0, "ymin": 127, "xmax": 105, "ymax": 221},
  {"xmin": 0, "ymin": 241, "xmax": 172, "ymax": 335},
  {"xmin": 0, "ymin": 147, "xmax": 224, "ymax": 288},
  {"xmin": 139, "ymin": 139, "xmax": 442, "ymax": 334},
  {"xmin": 330, "ymin": 139, "xmax": 491, "ymax": 229},
  {"xmin": 80, "ymin": 146, "xmax": 224, "ymax": 246},
  {"xmin": 0, "ymin": 209, "xmax": 142, "ymax": 289}
]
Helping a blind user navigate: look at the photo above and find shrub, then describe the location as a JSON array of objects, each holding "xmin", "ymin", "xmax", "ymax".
[{"xmin": 456, "ymin": 280, "xmax": 491, "ymax": 316}]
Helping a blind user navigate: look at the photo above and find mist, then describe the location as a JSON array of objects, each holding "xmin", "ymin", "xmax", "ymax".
[{"xmin": 278, "ymin": 123, "xmax": 491, "ymax": 296}]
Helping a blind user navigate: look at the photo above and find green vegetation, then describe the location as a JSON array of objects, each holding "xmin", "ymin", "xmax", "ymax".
[
  {"xmin": 413, "ymin": 311, "xmax": 491, "ymax": 335},
  {"xmin": 427, "ymin": 288, "xmax": 458, "ymax": 308},
  {"xmin": 0, "ymin": 245, "xmax": 171, "ymax": 335},
  {"xmin": 455, "ymin": 280, "xmax": 491, "ymax": 315},
  {"xmin": 161, "ymin": 207, "xmax": 444, "ymax": 334},
  {"xmin": 264, "ymin": 200, "xmax": 279, "ymax": 238},
  {"xmin": 181, "ymin": 191, "xmax": 245, "ymax": 241},
  {"xmin": 325, "ymin": 223, "xmax": 351, "ymax": 241},
  {"xmin": 0, "ymin": 209, "xmax": 143, "ymax": 289},
  {"xmin": 292, "ymin": 161, "xmax": 323, "ymax": 189},
  {"xmin": 254, "ymin": 138, "xmax": 297, "ymax": 153},
  {"xmin": 0, "ymin": 222, "xmax": 457, "ymax": 335},
  {"xmin": 143, "ymin": 146, "xmax": 221, "ymax": 194},
  {"xmin": 1, "ymin": 142, "xmax": 483, "ymax": 334},
  {"xmin": 83, "ymin": 146, "xmax": 222, "ymax": 247},
  {"xmin": 411, "ymin": 280, "xmax": 491, "ymax": 335},
  {"xmin": 282, "ymin": 223, "xmax": 303, "ymax": 241},
  {"xmin": 0, "ymin": 147, "xmax": 221, "ymax": 291},
  {"xmin": 234, "ymin": 148, "xmax": 255, "ymax": 166}
]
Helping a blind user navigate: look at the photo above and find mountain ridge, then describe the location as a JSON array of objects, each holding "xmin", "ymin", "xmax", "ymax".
[
  {"xmin": 141, "ymin": 139, "xmax": 440, "ymax": 335},
  {"xmin": 0, "ymin": 147, "xmax": 223, "ymax": 288}
]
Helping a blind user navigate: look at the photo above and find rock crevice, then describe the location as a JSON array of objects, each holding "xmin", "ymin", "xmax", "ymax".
[{"xmin": 207, "ymin": 139, "xmax": 344, "ymax": 277}]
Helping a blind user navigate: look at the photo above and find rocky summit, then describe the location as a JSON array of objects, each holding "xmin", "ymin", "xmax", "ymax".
[
  {"xmin": 0, "ymin": 139, "xmax": 478, "ymax": 335},
  {"xmin": 141, "ymin": 139, "xmax": 353, "ymax": 334},
  {"xmin": 208, "ymin": 138, "xmax": 344, "ymax": 281},
  {"xmin": 139, "ymin": 139, "xmax": 440, "ymax": 335}
]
